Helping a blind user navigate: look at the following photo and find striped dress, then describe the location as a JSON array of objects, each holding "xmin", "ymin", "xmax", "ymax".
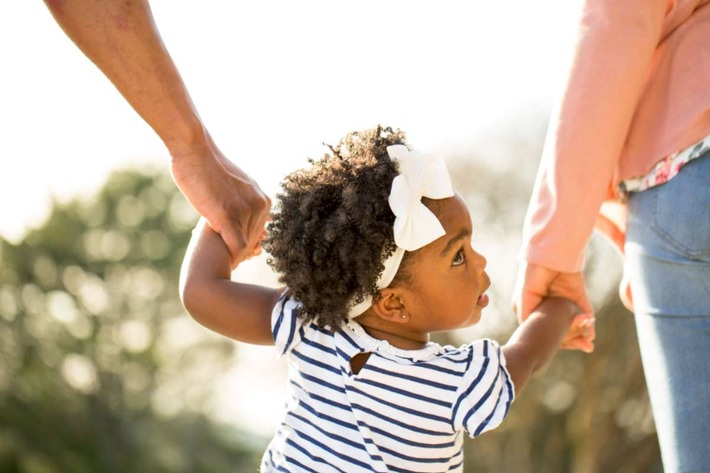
[{"xmin": 261, "ymin": 295, "xmax": 515, "ymax": 473}]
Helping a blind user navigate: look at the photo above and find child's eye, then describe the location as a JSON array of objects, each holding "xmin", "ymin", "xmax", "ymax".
[{"xmin": 452, "ymin": 249, "xmax": 465, "ymax": 266}]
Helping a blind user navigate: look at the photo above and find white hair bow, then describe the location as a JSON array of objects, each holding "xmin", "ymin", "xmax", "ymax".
[
  {"xmin": 387, "ymin": 145, "xmax": 454, "ymax": 250},
  {"xmin": 348, "ymin": 144, "xmax": 454, "ymax": 318}
]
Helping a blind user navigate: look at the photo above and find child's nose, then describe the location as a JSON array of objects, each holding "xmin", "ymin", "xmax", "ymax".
[{"xmin": 474, "ymin": 251, "xmax": 487, "ymax": 274}]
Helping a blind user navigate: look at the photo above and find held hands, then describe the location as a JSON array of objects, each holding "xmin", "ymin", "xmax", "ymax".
[
  {"xmin": 171, "ymin": 136, "xmax": 271, "ymax": 268},
  {"xmin": 563, "ymin": 312, "xmax": 595, "ymax": 349},
  {"xmin": 512, "ymin": 262, "xmax": 595, "ymax": 353}
]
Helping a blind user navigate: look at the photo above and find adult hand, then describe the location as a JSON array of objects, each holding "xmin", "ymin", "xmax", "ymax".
[
  {"xmin": 171, "ymin": 137, "xmax": 271, "ymax": 267},
  {"xmin": 512, "ymin": 261, "xmax": 595, "ymax": 353}
]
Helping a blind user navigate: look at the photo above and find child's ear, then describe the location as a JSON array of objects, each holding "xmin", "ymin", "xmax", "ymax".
[{"xmin": 371, "ymin": 288, "xmax": 409, "ymax": 324}]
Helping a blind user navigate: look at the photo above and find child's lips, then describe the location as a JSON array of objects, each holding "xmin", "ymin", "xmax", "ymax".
[
  {"xmin": 477, "ymin": 293, "xmax": 489, "ymax": 307},
  {"xmin": 477, "ymin": 278, "xmax": 491, "ymax": 307}
]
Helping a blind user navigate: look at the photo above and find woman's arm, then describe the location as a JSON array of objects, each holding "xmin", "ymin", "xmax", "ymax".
[
  {"xmin": 521, "ymin": 0, "xmax": 668, "ymax": 274},
  {"xmin": 513, "ymin": 0, "xmax": 668, "ymax": 345},
  {"xmin": 43, "ymin": 0, "xmax": 271, "ymax": 264},
  {"xmin": 179, "ymin": 219, "xmax": 281, "ymax": 345},
  {"xmin": 503, "ymin": 297, "xmax": 587, "ymax": 396}
]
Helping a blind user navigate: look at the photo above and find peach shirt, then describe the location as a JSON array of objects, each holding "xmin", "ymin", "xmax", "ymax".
[{"xmin": 521, "ymin": 0, "xmax": 710, "ymax": 308}]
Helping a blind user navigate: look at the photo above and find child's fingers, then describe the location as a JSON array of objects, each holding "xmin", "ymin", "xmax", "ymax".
[
  {"xmin": 568, "ymin": 314, "xmax": 594, "ymax": 337},
  {"xmin": 562, "ymin": 336, "xmax": 595, "ymax": 353},
  {"xmin": 562, "ymin": 314, "xmax": 595, "ymax": 353},
  {"xmin": 561, "ymin": 334, "xmax": 594, "ymax": 352},
  {"xmin": 586, "ymin": 318, "xmax": 596, "ymax": 342}
]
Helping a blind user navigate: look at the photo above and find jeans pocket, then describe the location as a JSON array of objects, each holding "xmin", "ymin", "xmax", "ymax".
[{"xmin": 651, "ymin": 155, "xmax": 710, "ymax": 258}]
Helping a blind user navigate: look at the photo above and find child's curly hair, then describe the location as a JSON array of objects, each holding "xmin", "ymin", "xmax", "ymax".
[{"xmin": 264, "ymin": 125, "xmax": 408, "ymax": 330}]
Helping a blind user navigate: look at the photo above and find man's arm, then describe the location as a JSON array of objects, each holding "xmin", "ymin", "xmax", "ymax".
[{"xmin": 44, "ymin": 0, "xmax": 270, "ymax": 264}]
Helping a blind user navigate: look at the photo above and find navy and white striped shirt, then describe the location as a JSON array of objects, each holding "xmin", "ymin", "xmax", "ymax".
[{"xmin": 262, "ymin": 295, "xmax": 515, "ymax": 473}]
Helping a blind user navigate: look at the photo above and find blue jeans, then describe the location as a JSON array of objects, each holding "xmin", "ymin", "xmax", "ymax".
[{"xmin": 625, "ymin": 154, "xmax": 710, "ymax": 473}]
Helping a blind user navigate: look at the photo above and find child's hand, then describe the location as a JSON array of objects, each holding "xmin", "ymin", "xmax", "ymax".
[
  {"xmin": 192, "ymin": 217, "xmax": 262, "ymax": 270},
  {"xmin": 561, "ymin": 313, "xmax": 595, "ymax": 353}
]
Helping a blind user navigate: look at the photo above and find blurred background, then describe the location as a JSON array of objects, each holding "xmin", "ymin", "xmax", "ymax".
[{"xmin": 1, "ymin": 1, "xmax": 661, "ymax": 472}]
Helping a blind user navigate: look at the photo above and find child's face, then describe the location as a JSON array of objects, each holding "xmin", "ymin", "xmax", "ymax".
[{"xmin": 397, "ymin": 193, "xmax": 490, "ymax": 332}]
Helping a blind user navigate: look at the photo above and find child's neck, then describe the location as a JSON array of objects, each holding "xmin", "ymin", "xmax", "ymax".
[{"xmin": 356, "ymin": 314, "xmax": 430, "ymax": 350}]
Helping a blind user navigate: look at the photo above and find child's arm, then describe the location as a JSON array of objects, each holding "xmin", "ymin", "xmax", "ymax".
[
  {"xmin": 179, "ymin": 218, "xmax": 282, "ymax": 345},
  {"xmin": 502, "ymin": 297, "xmax": 588, "ymax": 396}
]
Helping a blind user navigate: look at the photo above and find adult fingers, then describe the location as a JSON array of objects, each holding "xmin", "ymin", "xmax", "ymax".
[
  {"xmin": 562, "ymin": 336, "xmax": 595, "ymax": 353},
  {"xmin": 216, "ymin": 178, "xmax": 271, "ymax": 266},
  {"xmin": 572, "ymin": 291, "xmax": 595, "ymax": 319},
  {"xmin": 512, "ymin": 262, "xmax": 557, "ymax": 322},
  {"xmin": 550, "ymin": 271, "xmax": 594, "ymax": 316},
  {"xmin": 240, "ymin": 191, "xmax": 271, "ymax": 261},
  {"xmin": 219, "ymin": 217, "xmax": 250, "ymax": 267},
  {"xmin": 518, "ymin": 290, "xmax": 544, "ymax": 325}
]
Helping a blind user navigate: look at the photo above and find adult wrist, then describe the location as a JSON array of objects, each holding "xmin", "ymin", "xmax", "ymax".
[
  {"xmin": 522, "ymin": 245, "xmax": 585, "ymax": 274},
  {"xmin": 165, "ymin": 117, "xmax": 212, "ymax": 162}
]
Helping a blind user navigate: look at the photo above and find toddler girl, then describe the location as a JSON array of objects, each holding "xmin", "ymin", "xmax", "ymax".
[{"xmin": 180, "ymin": 126, "xmax": 590, "ymax": 472}]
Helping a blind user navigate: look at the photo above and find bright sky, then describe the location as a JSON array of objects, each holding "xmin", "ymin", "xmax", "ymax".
[{"xmin": 1, "ymin": 0, "xmax": 582, "ymax": 243}]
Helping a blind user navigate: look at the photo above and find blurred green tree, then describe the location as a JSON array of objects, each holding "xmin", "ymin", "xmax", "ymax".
[{"xmin": 0, "ymin": 168, "xmax": 265, "ymax": 473}]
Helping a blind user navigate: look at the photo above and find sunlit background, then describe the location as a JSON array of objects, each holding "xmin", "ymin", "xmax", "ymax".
[
  {"xmin": 1, "ymin": 1, "xmax": 663, "ymax": 472},
  {"xmin": 2, "ymin": 0, "xmax": 581, "ymax": 438},
  {"xmin": 1, "ymin": 0, "xmax": 586, "ymax": 243}
]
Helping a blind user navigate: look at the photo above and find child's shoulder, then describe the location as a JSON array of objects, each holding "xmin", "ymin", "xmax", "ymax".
[
  {"xmin": 439, "ymin": 338, "xmax": 503, "ymax": 359},
  {"xmin": 371, "ymin": 338, "xmax": 504, "ymax": 374},
  {"xmin": 424, "ymin": 338, "xmax": 506, "ymax": 373}
]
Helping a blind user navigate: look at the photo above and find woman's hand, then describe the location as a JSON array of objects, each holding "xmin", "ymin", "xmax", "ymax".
[{"xmin": 512, "ymin": 262, "xmax": 595, "ymax": 353}]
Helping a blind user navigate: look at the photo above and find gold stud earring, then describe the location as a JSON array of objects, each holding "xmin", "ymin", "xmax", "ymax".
[{"xmin": 401, "ymin": 314, "xmax": 407, "ymax": 319}]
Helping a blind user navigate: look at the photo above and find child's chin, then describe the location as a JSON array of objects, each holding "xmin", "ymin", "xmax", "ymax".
[{"xmin": 464, "ymin": 310, "xmax": 483, "ymax": 327}]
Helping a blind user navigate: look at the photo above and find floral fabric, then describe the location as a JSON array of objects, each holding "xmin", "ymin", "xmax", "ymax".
[{"xmin": 620, "ymin": 134, "xmax": 710, "ymax": 194}]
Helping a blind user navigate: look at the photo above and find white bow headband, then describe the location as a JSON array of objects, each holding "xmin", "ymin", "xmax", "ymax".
[{"xmin": 348, "ymin": 144, "xmax": 454, "ymax": 318}]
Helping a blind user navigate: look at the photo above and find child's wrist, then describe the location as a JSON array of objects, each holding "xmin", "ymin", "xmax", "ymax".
[{"xmin": 536, "ymin": 297, "xmax": 579, "ymax": 321}]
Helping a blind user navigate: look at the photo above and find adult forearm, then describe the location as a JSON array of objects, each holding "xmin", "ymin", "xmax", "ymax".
[
  {"xmin": 44, "ymin": 0, "xmax": 206, "ymax": 154},
  {"xmin": 521, "ymin": 0, "xmax": 667, "ymax": 273},
  {"xmin": 45, "ymin": 0, "xmax": 272, "ymax": 265}
]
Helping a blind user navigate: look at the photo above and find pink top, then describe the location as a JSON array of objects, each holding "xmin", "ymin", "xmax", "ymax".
[{"xmin": 521, "ymin": 0, "xmax": 710, "ymax": 308}]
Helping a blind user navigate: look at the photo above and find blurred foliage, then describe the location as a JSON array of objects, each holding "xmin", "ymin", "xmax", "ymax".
[
  {"xmin": 0, "ymin": 168, "xmax": 265, "ymax": 472},
  {"xmin": 0, "ymin": 122, "xmax": 664, "ymax": 472}
]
